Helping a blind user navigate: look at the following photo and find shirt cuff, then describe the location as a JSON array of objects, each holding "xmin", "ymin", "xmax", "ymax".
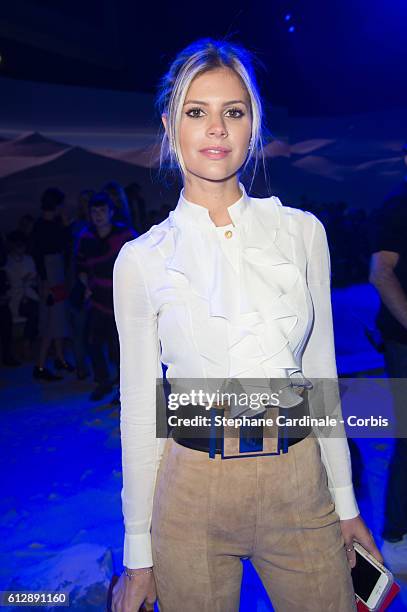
[
  {"xmin": 123, "ymin": 532, "xmax": 153, "ymax": 569},
  {"xmin": 329, "ymin": 484, "xmax": 360, "ymax": 520}
]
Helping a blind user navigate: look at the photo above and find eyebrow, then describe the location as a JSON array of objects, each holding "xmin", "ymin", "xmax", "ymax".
[{"xmin": 183, "ymin": 99, "xmax": 248, "ymax": 107}]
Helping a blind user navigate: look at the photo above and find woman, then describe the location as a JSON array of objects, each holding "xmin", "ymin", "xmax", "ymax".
[{"xmin": 112, "ymin": 38, "xmax": 382, "ymax": 612}]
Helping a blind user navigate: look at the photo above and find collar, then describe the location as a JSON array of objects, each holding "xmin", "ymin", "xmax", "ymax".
[{"xmin": 173, "ymin": 181, "xmax": 250, "ymax": 231}]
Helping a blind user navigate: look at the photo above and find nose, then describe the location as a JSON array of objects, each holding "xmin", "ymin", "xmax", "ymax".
[{"xmin": 206, "ymin": 114, "xmax": 228, "ymax": 138}]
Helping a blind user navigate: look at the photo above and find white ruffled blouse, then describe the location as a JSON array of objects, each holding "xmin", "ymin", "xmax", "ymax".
[{"xmin": 113, "ymin": 181, "xmax": 360, "ymax": 569}]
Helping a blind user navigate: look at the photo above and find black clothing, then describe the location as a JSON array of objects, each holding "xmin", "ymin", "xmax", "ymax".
[
  {"xmin": 30, "ymin": 217, "xmax": 70, "ymax": 281},
  {"xmin": 370, "ymin": 178, "xmax": 407, "ymax": 344}
]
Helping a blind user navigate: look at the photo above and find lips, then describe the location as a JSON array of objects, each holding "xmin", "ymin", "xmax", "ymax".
[
  {"xmin": 200, "ymin": 147, "xmax": 231, "ymax": 159},
  {"xmin": 200, "ymin": 146, "xmax": 231, "ymax": 152}
]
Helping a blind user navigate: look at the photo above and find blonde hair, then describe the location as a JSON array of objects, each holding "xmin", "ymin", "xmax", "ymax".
[{"xmin": 155, "ymin": 37, "xmax": 270, "ymax": 190}]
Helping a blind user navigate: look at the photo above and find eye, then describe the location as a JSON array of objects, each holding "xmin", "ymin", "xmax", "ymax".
[
  {"xmin": 185, "ymin": 107, "xmax": 204, "ymax": 118},
  {"xmin": 225, "ymin": 107, "xmax": 245, "ymax": 118}
]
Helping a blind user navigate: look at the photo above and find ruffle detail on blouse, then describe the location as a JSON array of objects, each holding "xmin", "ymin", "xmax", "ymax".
[{"xmin": 159, "ymin": 184, "xmax": 313, "ymax": 407}]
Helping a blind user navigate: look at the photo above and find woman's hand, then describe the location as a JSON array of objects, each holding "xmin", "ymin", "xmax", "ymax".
[
  {"xmin": 112, "ymin": 567, "xmax": 156, "ymax": 612},
  {"xmin": 340, "ymin": 514, "xmax": 383, "ymax": 569}
]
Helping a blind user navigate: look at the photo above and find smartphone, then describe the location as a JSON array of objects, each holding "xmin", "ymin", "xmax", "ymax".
[{"xmin": 351, "ymin": 542, "xmax": 393, "ymax": 610}]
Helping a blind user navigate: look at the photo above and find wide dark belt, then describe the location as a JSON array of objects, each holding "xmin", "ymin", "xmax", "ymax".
[{"xmin": 171, "ymin": 390, "xmax": 312, "ymax": 459}]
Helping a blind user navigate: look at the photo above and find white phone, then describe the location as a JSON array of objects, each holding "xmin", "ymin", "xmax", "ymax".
[{"xmin": 351, "ymin": 542, "xmax": 394, "ymax": 610}]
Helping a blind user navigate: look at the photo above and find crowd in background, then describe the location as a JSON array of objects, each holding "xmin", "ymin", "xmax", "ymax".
[
  {"xmin": 0, "ymin": 180, "xmax": 169, "ymax": 402},
  {"xmin": 0, "ymin": 180, "xmax": 383, "ymax": 401}
]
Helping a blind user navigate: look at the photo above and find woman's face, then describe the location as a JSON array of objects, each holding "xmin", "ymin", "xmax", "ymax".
[{"xmin": 166, "ymin": 67, "xmax": 252, "ymax": 183}]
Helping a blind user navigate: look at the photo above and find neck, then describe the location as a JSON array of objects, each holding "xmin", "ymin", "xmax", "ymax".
[{"xmin": 182, "ymin": 177, "xmax": 242, "ymax": 226}]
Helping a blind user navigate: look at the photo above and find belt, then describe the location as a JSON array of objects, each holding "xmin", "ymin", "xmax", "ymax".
[{"xmin": 171, "ymin": 391, "xmax": 312, "ymax": 459}]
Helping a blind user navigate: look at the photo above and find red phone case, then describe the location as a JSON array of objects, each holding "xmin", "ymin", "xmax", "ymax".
[{"xmin": 356, "ymin": 581, "xmax": 401, "ymax": 611}]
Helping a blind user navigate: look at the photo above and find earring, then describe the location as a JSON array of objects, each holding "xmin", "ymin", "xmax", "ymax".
[{"xmin": 248, "ymin": 138, "xmax": 254, "ymax": 150}]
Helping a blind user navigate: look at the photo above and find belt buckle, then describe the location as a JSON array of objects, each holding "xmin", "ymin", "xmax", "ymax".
[{"xmin": 221, "ymin": 405, "xmax": 280, "ymax": 459}]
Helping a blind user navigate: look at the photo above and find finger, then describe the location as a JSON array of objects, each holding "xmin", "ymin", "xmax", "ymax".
[
  {"xmin": 370, "ymin": 544, "xmax": 384, "ymax": 565},
  {"xmin": 144, "ymin": 596, "xmax": 156, "ymax": 604},
  {"xmin": 355, "ymin": 529, "xmax": 384, "ymax": 563},
  {"xmin": 146, "ymin": 581, "xmax": 157, "ymax": 604},
  {"xmin": 344, "ymin": 539, "xmax": 356, "ymax": 569},
  {"xmin": 355, "ymin": 533, "xmax": 384, "ymax": 565},
  {"xmin": 112, "ymin": 595, "xmax": 119, "ymax": 612}
]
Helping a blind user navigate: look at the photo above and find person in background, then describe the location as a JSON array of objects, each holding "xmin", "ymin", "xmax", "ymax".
[
  {"xmin": 30, "ymin": 187, "xmax": 73, "ymax": 381},
  {"xmin": 5, "ymin": 231, "xmax": 39, "ymax": 360},
  {"xmin": 66, "ymin": 188, "xmax": 95, "ymax": 380},
  {"xmin": 76, "ymin": 192, "xmax": 137, "ymax": 401},
  {"xmin": 0, "ymin": 233, "xmax": 20, "ymax": 367},
  {"xmin": 369, "ymin": 142, "xmax": 407, "ymax": 573},
  {"xmin": 103, "ymin": 180, "xmax": 133, "ymax": 228}
]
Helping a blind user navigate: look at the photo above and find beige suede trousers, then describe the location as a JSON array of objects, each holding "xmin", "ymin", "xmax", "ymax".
[{"xmin": 151, "ymin": 434, "xmax": 357, "ymax": 612}]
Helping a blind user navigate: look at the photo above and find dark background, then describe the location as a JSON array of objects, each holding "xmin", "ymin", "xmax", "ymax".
[{"xmin": 1, "ymin": 0, "xmax": 406, "ymax": 116}]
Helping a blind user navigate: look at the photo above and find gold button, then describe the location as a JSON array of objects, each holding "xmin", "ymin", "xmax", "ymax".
[{"xmin": 224, "ymin": 230, "xmax": 233, "ymax": 239}]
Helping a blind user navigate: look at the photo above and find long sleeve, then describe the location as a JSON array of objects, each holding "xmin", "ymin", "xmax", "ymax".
[
  {"xmin": 301, "ymin": 214, "xmax": 360, "ymax": 520},
  {"xmin": 113, "ymin": 240, "xmax": 166, "ymax": 568}
]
